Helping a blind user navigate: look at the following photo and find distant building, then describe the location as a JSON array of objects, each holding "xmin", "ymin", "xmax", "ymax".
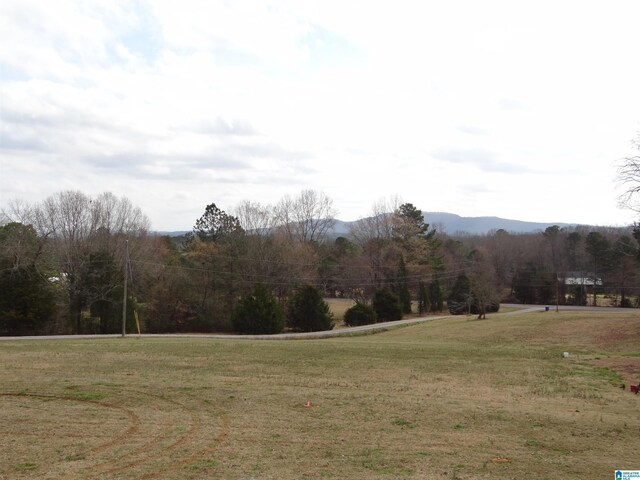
[{"xmin": 563, "ymin": 272, "xmax": 602, "ymax": 287}]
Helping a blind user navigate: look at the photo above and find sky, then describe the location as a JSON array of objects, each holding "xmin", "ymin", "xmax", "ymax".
[{"xmin": 1, "ymin": 0, "xmax": 640, "ymax": 231}]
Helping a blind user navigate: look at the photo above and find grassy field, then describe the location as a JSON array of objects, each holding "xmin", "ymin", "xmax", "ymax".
[
  {"xmin": 1, "ymin": 310, "xmax": 639, "ymax": 479},
  {"xmin": 325, "ymin": 298, "xmax": 356, "ymax": 325}
]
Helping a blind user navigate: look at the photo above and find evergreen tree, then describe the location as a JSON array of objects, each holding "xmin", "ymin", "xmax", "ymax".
[
  {"xmin": 231, "ymin": 284, "xmax": 284, "ymax": 334},
  {"xmin": 566, "ymin": 232, "xmax": 582, "ymax": 270},
  {"xmin": 373, "ymin": 289, "xmax": 402, "ymax": 321},
  {"xmin": 417, "ymin": 280, "xmax": 430, "ymax": 315},
  {"xmin": 396, "ymin": 255, "xmax": 412, "ymax": 314},
  {"xmin": 447, "ymin": 273, "xmax": 472, "ymax": 314},
  {"xmin": 287, "ymin": 285, "xmax": 334, "ymax": 332},
  {"xmin": 84, "ymin": 250, "xmax": 122, "ymax": 334},
  {"xmin": 571, "ymin": 284, "xmax": 588, "ymax": 306},
  {"xmin": 512, "ymin": 263, "xmax": 554, "ymax": 304},
  {"xmin": 585, "ymin": 231, "xmax": 611, "ymax": 306},
  {"xmin": 0, "ymin": 266, "xmax": 56, "ymax": 335},
  {"xmin": 394, "ymin": 203, "xmax": 428, "ymax": 239},
  {"xmin": 428, "ymin": 279, "xmax": 444, "ymax": 312},
  {"xmin": 191, "ymin": 203, "xmax": 244, "ymax": 243}
]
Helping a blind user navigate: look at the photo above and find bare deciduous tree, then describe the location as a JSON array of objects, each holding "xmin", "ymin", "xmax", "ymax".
[
  {"xmin": 617, "ymin": 133, "xmax": 640, "ymax": 212},
  {"xmin": 348, "ymin": 197, "xmax": 402, "ymax": 293},
  {"xmin": 274, "ymin": 189, "xmax": 336, "ymax": 243},
  {"xmin": 233, "ymin": 200, "xmax": 274, "ymax": 236},
  {"xmin": 348, "ymin": 196, "xmax": 400, "ymax": 246},
  {"xmin": 468, "ymin": 248, "xmax": 499, "ymax": 319},
  {"xmin": 6, "ymin": 191, "xmax": 151, "ymax": 333}
]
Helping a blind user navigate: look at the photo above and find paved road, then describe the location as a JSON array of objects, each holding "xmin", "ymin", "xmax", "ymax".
[
  {"xmin": 0, "ymin": 304, "xmax": 636, "ymax": 342},
  {"xmin": 0, "ymin": 315, "xmax": 449, "ymax": 341},
  {"xmin": 501, "ymin": 303, "xmax": 638, "ymax": 314}
]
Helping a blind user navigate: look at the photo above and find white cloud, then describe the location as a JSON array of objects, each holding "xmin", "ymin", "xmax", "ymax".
[{"xmin": 1, "ymin": 0, "xmax": 640, "ymax": 230}]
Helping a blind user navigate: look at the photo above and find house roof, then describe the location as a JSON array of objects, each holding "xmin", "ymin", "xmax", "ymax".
[{"xmin": 563, "ymin": 272, "xmax": 602, "ymax": 286}]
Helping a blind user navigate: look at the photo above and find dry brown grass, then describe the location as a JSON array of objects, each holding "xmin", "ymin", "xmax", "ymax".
[
  {"xmin": 325, "ymin": 298, "xmax": 356, "ymax": 326},
  {"xmin": 1, "ymin": 309, "xmax": 639, "ymax": 479}
]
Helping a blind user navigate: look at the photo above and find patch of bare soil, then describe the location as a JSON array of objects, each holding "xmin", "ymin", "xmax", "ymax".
[{"xmin": 592, "ymin": 357, "xmax": 640, "ymax": 385}]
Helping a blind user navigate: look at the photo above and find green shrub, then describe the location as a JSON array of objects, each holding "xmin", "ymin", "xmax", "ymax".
[
  {"xmin": 287, "ymin": 285, "xmax": 334, "ymax": 332},
  {"xmin": 373, "ymin": 289, "xmax": 402, "ymax": 322},
  {"xmin": 231, "ymin": 284, "xmax": 284, "ymax": 334},
  {"xmin": 343, "ymin": 303, "xmax": 377, "ymax": 326}
]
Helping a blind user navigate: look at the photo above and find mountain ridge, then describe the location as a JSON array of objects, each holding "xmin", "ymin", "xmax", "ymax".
[
  {"xmin": 157, "ymin": 212, "xmax": 578, "ymax": 237},
  {"xmin": 331, "ymin": 212, "xmax": 573, "ymax": 236}
]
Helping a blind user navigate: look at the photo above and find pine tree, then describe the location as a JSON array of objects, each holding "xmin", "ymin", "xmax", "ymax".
[
  {"xmin": 287, "ymin": 285, "xmax": 334, "ymax": 332},
  {"xmin": 396, "ymin": 255, "xmax": 412, "ymax": 314},
  {"xmin": 417, "ymin": 280, "xmax": 430, "ymax": 315},
  {"xmin": 231, "ymin": 284, "xmax": 284, "ymax": 334},
  {"xmin": 373, "ymin": 289, "xmax": 402, "ymax": 321},
  {"xmin": 428, "ymin": 279, "xmax": 444, "ymax": 313}
]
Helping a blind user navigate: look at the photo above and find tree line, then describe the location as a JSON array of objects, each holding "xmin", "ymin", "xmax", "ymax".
[{"xmin": 1, "ymin": 187, "xmax": 639, "ymax": 336}]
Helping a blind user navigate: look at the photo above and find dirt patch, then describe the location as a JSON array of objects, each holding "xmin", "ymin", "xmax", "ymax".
[
  {"xmin": 592, "ymin": 357, "xmax": 640, "ymax": 385},
  {"xmin": 585, "ymin": 319, "xmax": 640, "ymax": 347}
]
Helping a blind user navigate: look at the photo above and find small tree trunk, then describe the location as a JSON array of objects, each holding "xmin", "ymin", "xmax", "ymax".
[
  {"xmin": 477, "ymin": 301, "xmax": 486, "ymax": 319},
  {"xmin": 71, "ymin": 295, "xmax": 83, "ymax": 334}
]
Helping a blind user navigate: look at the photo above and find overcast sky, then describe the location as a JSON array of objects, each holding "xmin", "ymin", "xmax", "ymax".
[{"xmin": 1, "ymin": 1, "xmax": 639, "ymax": 231}]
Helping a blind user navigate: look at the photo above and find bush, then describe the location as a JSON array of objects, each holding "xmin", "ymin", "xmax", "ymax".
[
  {"xmin": 620, "ymin": 297, "xmax": 633, "ymax": 308},
  {"xmin": 448, "ymin": 300, "xmax": 500, "ymax": 315},
  {"xmin": 287, "ymin": 285, "xmax": 334, "ymax": 332},
  {"xmin": 373, "ymin": 289, "xmax": 402, "ymax": 322},
  {"xmin": 344, "ymin": 303, "xmax": 377, "ymax": 326},
  {"xmin": 231, "ymin": 284, "xmax": 284, "ymax": 334}
]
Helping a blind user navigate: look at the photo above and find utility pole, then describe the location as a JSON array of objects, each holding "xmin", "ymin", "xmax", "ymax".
[{"xmin": 122, "ymin": 239, "xmax": 129, "ymax": 337}]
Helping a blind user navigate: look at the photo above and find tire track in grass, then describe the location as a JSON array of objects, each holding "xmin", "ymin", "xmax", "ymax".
[
  {"xmin": 0, "ymin": 393, "xmax": 140, "ymax": 455},
  {"xmin": 0, "ymin": 392, "xmax": 140, "ymax": 478},
  {"xmin": 1, "ymin": 390, "xmax": 230, "ymax": 479},
  {"xmin": 138, "ymin": 398, "xmax": 230, "ymax": 480},
  {"xmin": 87, "ymin": 400, "xmax": 141, "ymax": 454},
  {"xmin": 91, "ymin": 390, "xmax": 202, "ymax": 476},
  {"xmin": 91, "ymin": 392, "xmax": 230, "ymax": 479}
]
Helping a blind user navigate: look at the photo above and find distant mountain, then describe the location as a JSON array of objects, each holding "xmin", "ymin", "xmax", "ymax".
[
  {"xmin": 333, "ymin": 212, "xmax": 573, "ymax": 236},
  {"xmin": 155, "ymin": 230, "xmax": 190, "ymax": 237},
  {"xmin": 156, "ymin": 212, "xmax": 574, "ymax": 238},
  {"xmin": 420, "ymin": 212, "xmax": 573, "ymax": 235}
]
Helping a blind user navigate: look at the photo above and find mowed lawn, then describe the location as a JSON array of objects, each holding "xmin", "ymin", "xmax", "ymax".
[{"xmin": 1, "ymin": 310, "xmax": 640, "ymax": 480}]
